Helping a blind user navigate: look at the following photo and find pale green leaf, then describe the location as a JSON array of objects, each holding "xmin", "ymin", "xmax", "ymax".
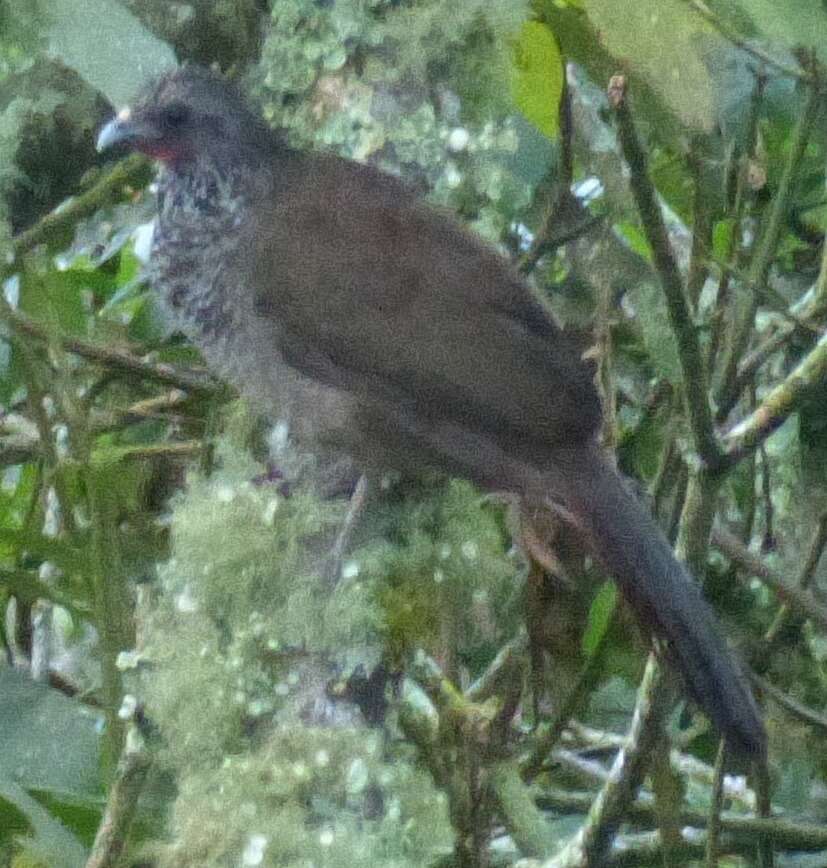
[
  {"xmin": 0, "ymin": 779, "xmax": 87, "ymax": 868},
  {"xmin": 512, "ymin": 21, "xmax": 564, "ymax": 139},
  {"xmin": 584, "ymin": 0, "xmax": 716, "ymax": 131},
  {"xmin": 0, "ymin": 668, "xmax": 103, "ymax": 799},
  {"xmin": 737, "ymin": 0, "xmax": 827, "ymax": 67},
  {"xmin": 582, "ymin": 581, "xmax": 617, "ymax": 657},
  {"xmin": 42, "ymin": 0, "xmax": 175, "ymax": 106},
  {"xmin": 627, "ymin": 279, "xmax": 683, "ymax": 384}
]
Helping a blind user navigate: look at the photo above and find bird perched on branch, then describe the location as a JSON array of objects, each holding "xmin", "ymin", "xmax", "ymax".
[{"xmin": 97, "ymin": 65, "xmax": 765, "ymax": 757}]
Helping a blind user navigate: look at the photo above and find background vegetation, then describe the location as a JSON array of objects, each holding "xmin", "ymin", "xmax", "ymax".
[{"xmin": 2, "ymin": 0, "xmax": 827, "ymax": 865}]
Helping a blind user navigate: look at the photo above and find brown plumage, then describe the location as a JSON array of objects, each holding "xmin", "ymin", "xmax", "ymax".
[{"xmin": 97, "ymin": 65, "xmax": 765, "ymax": 757}]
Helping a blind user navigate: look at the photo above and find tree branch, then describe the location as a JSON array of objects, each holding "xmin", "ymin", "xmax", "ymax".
[
  {"xmin": 681, "ymin": 0, "xmax": 810, "ymax": 82},
  {"xmin": 0, "ymin": 294, "xmax": 219, "ymax": 395},
  {"xmin": 85, "ymin": 726, "xmax": 151, "ymax": 868},
  {"xmin": 609, "ymin": 75, "xmax": 720, "ymax": 467},
  {"xmin": 751, "ymin": 672, "xmax": 827, "ymax": 735},
  {"xmin": 711, "ymin": 526, "xmax": 827, "ymax": 631},
  {"xmin": 7, "ymin": 155, "xmax": 152, "ymax": 271},
  {"xmin": 715, "ymin": 75, "xmax": 820, "ymax": 418},
  {"xmin": 719, "ymin": 330, "xmax": 827, "ymax": 469},
  {"xmin": 534, "ymin": 788, "xmax": 827, "ymax": 853},
  {"xmin": 544, "ymin": 654, "xmax": 672, "ymax": 867}
]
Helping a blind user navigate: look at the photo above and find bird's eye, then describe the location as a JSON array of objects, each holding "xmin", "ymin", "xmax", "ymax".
[{"xmin": 161, "ymin": 102, "xmax": 190, "ymax": 129}]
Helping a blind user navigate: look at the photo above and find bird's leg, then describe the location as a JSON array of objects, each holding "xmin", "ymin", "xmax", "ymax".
[{"xmin": 324, "ymin": 473, "xmax": 369, "ymax": 585}]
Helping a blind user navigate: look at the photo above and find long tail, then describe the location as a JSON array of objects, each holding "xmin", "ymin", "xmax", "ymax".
[{"xmin": 545, "ymin": 446, "xmax": 766, "ymax": 758}]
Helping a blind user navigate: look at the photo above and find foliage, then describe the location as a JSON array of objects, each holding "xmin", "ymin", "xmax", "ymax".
[
  {"xmin": 138, "ymin": 440, "xmax": 456, "ymax": 867},
  {"xmin": 256, "ymin": 0, "xmax": 537, "ymax": 241},
  {"xmin": 1, "ymin": 0, "xmax": 827, "ymax": 866},
  {"xmin": 0, "ymin": 668, "xmax": 100, "ymax": 867}
]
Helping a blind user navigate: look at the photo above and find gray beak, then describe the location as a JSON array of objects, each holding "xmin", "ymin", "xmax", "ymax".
[{"xmin": 96, "ymin": 109, "xmax": 156, "ymax": 152}]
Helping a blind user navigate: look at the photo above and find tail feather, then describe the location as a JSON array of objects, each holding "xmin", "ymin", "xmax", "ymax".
[{"xmin": 546, "ymin": 447, "xmax": 765, "ymax": 758}]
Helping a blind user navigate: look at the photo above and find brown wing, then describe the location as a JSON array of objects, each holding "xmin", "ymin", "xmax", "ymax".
[{"xmin": 248, "ymin": 152, "xmax": 601, "ymax": 453}]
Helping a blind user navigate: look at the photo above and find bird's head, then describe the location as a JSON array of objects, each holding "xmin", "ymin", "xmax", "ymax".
[{"xmin": 96, "ymin": 65, "xmax": 272, "ymax": 168}]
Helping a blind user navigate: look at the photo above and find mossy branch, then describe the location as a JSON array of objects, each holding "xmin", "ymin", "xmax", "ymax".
[
  {"xmin": 534, "ymin": 787, "xmax": 827, "ymax": 855},
  {"xmin": 0, "ymin": 292, "xmax": 220, "ymax": 395},
  {"xmin": 7, "ymin": 154, "xmax": 152, "ymax": 271},
  {"xmin": 720, "ymin": 330, "xmax": 827, "ymax": 469},
  {"xmin": 85, "ymin": 727, "xmax": 152, "ymax": 868},
  {"xmin": 542, "ymin": 654, "xmax": 672, "ymax": 868}
]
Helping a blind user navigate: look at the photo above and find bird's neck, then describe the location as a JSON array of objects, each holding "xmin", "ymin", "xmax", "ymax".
[
  {"xmin": 151, "ymin": 156, "xmax": 260, "ymax": 344},
  {"xmin": 157, "ymin": 156, "xmax": 252, "ymax": 227}
]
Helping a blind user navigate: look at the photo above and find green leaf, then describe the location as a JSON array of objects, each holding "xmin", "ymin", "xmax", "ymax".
[
  {"xmin": 584, "ymin": 0, "xmax": 717, "ymax": 131},
  {"xmin": 734, "ymin": 0, "xmax": 827, "ymax": 67},
  {"xmin": 0, "ymin": 668, "xmax": 102, "ymax": 863},
  {"xmin": 18, "ymin": 269, "xmax": 88, "ymax": 339},
  {"xmin": 617, "ymin": 221, "xmax": 654, "ymax": 263},
  {"xmin": 0, "ymin": 463, "xmax": 39, "ymax": 534},
  {"xmin": 125, "ymin": 294, "xmax": 168, "ymax": 344},
  {"xmin": 512, "ymin": 21, "xmax": 564, "ymax": 139},
  {"xmin": 618, "ymin": 410, "xmax": 666, "ymax": 481},
  {"xmin": 582, "ymin": 581, "xmax": 617, "ymax": 657},
  {"xmin": 0, "ymin": 529, "xmax": 89, "ymax": 579},
  {"xmin": 0, "ymin": 668, "xmax": 103, "ymax": 800},
  {"xmin": 41, "ymin": 0, "xmax": 175, "ymax": 106},
  {"xmin": 626, "ymin": 280, "xmax": 683, "ymax": 384},
  {"xmin": 60, "ymin": 268, "xmax": 116, "ymax": 305},
  {"xmin": 116, "ymin": 246, "xmax": 140, "ymax": 286},
  {"xmin": 0, "ymin": 779, "xmax": 88, "ymax": 868},
  {"xmin": 712, "ymin": 218, "xmax": 736, "ymax": 261}
]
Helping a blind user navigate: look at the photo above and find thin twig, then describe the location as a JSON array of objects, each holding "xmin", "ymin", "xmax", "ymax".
[
  {"xmin": 466, "ymin": 633, "xmax": 528, "ymax": 703},
  {"xmin": 545, "ymin": 654, "xmax": 672, "ymax": 867},
  {"xmin": 706, "ymin": 257, "xmax": 822, "ymax": 333},
  {"xmin": 559, "ymin": 71, "xmax": 574, "ymax": 191},
  {"xmin": 7, "ymin": 154, "xmax": 151, "ymax": 272},
  {"xmin": 765, "ymin": 513, "xmax": 827, "ymax": 643},
  {"xmin": 707, "ymin": 74, "xmax": 766, "ymax": 377},
  {"xmin": 753, "ymin": 760, "xmax": 774, "ymax": 868},
  {"xmin": 563, "ymin": 722, "xmax": 757, "ymax": 809},
  {"xmin": 719, "ymin": 330, "xmax": 827, "ymax": 470},
  {"xmin": 325, "ymin": 474, "xmax": 369, "ymax": 584},
  {"xmin": 686, "ymin": 145, "xmax": 713, "ymax": 309},
  {"xmin": 535, "ymin": 788, "xmax": 827, "ymax": 852},
  {"xmin": 751, "ymin": 672, "xmax": 827, "ymax": 735},
  {"xmin": 518, "ymin": 66, "xmax": 580, "ymax": 276},
  {"xmin": 723, "ymin": 324, "xmax": 794, "ymax": 417},
  {"xmin": 716, "ymin": 75, "xmax": 820, "ymax": 418},
  {"xmin": 681, "ymin": 0, "xmax": 809, "ymax": 82},
  {"xmin": 705, "ymin": 741, "xmax": 727, "ymax": 868},
  {"xmin": 0, "ymin": 393, "xmax": 198, "ymax": 467},
  {"xmin": 711, "ymin": 525, "xmax": 827, "ymax": 631},
  {"xmin": 759, "ymin": 443, "xmax": 774, "ymax": 550},
  {"xmin": 0, "ymin": 294, "xmax": 219, "ymax": 395},
  {"xmin": 609, "ymin": 75, "xmax": 720, "ymax": 467},
  {"xmin": 522, "ymin": 628, "xmax": 612, "ymax": 783}
]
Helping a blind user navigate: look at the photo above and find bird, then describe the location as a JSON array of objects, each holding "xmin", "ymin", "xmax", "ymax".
[{"xmin": 97, "ymin": 64, "xmax": 765, "ymax": 758}]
